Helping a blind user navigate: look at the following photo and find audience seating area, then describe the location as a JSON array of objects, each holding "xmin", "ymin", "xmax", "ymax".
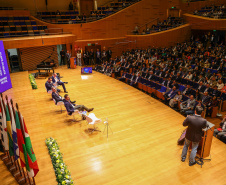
[
  {"xmin": 36, "ymin": 0, "xmax": 140, "ymax": 23},
  {"xmin": 0, "ymin": 16, "xmax": 47, "ymax": 38},
  {"xmin": 194, "ymin": 4, "xmax": 226, "ymax": 19},
  {"xmin": 93, "ymin": 39, "xmax": 226, "ymax": 143}
]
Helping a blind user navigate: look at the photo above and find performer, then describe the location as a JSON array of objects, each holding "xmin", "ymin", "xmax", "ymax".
[
  {"xmin": 181, "ymin": 106, "xmax": 207, "ymax": 166},
  {"xmin": 52, "ymin": 73, "xmax": 68, "ymax": 93},
  {"xmin": 64, "ymin": 94, "xmax": 94, "ymax": 115}
]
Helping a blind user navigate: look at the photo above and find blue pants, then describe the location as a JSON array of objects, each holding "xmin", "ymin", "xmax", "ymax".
[
  {"xmin": 57, "ymin": 81, "xmax": 66, "ymax": 92},
  {"xmin": 181, "ymin": 138, "xmax": 199, "ymax": 163}
]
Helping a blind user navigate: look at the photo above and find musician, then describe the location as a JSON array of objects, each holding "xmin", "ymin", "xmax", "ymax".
[
  {"xmin": 64, "ymin": 94, "xmax": 94, "ymax": 115},
  {"xmin": 52, "ymin": 73, "xmax": 68, "ymax": 93},
  {"xmin": 45, "ymin": 77, "xmax": 60, "ymax": 92},
  {"xmin": 181, "ymin": 106, "xmax": 207, "ymax": 166}
]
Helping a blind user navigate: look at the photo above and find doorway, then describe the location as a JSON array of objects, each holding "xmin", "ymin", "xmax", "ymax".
[{"xmin": 7, "ymin": 48, "xmax": 21, "ymax": 72}]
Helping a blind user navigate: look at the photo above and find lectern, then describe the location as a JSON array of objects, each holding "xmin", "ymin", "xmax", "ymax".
[
  {"xmin": 189, "ymin": 121, "xmax": 215, "ymax": 158},
  {"xmin": 70, "ymin": 57, "xmax": 76, "ymax": 69},
  {"xmin": 197, "ymin": 121, "xmax": 215, "ymax": 158}
]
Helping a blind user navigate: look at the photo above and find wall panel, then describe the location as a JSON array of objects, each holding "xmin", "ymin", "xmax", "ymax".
[
  {"xmin": 126, "ymin": 24, "xmax": 191, "ymax": 49},
  {"xmin": 19, "ymin": 45, "xmax": 58, "ymax": 71}
]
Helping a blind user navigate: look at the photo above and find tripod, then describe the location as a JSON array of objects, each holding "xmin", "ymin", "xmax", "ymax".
[
  {"xmin": 103, "ymin": 118, "xmax": 113, "ymax": 138},
  {"xmin": 196, "ymin": 125, "xmax": 212, "ymax": 168}
]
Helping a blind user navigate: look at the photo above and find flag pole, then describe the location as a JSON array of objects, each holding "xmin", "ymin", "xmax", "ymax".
[
  {"xmin": 5, "ymin": 95, "xmax": 18, "ymax": 173},
  {"xmin": 10, "ymin": 99, "xmax": 23, "ymax": 177},
  {"xmin": 16, "ymin": 103, "xmax": 32, "ymax": 185},
  {"xmin": 1, "ymin": 94, "xmax": 14, "ymax": 166}
]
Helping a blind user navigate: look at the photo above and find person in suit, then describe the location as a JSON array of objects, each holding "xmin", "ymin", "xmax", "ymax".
[
  {"xmin": 89, "ymin": 49, "xmax": 95, "ymax": 65},
  {"xmin": 60, "ymin": 49, "xmax": 65, "ymax": 65},
  {"xmin": 196, "ymin": 81, "xmax": 206, "ymax": 93},
  {"xmin": 206, "ymin": 96, "xmax": 218, "ymax": 117},
  {"xmin": 52, "ymin": 87, "xmax": 75, "ymax": 105},
  {"xmin": 164, "ymin": 86, "xmax": 177, "ymax": 104},
  {"xmin": 66, "ymin": 50, "xmax": 71, "ymax": 69},
  {"xmin": 201, "ymin": 91, "xmax": 211, "ymax": 106},
  {"xmin": 181, "ymin": 106, "xmax": 207, "ymax": 166},
  {"xmin": 130, "ymin": 73, "xmax": 141, "ymax": 87},
  {"xmin": 52, "ymin": 73, "xmax": 68, "ymax": 93},
  {"xmin": 211, "ymin": 85, "xmax": 221, "ymax": 97},
  {"xmin": 96, "ymin": 49, "xmax": 101, "ymax": 65},
  {"xmin": 127, "ymin": 72, "xmax": 136, "ymax": 85},
  {"xmin": 64, "ymin": 94, "xmax": 93, "ymax": 116},
  {"xmin": 107, "ymin": 48, "xmax": 112, "ymax": 62},
  {"xmin": 182, "ymin": 85, "xmax": 192, "ymax": 96},
  {"xmin": 119, "ymin": 71, "xmax": 127, "ymax": 82},
  {"xmin": 169, "ymin": 90, "xmax": 182, "ymax": 108},
  {"xmin": 102, "ymin": 49, "xmax": 107, "ymax": 62},
  {"xmin": 45, "ymin": 77, "xmax": 60, "ymax": 92},
  {"xmin": 180, "ymin": 95, "xmax": 196, "ymax": 113}
]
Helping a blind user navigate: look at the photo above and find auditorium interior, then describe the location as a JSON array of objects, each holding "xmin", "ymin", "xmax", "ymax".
[{"xmin": 0, "ymin": 0, "xmax": 226, "ymax": 184}]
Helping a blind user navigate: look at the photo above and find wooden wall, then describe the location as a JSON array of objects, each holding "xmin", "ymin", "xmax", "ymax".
[
  {"xmin": 33, "ymin": 0, "xmax": 180, "ymax": 40},
  {"xmin": 0, "ymin": 10, "xmax": 30, "ymax": 16},
  {"xmin": 183, "ymin": 14, "xmax": 226, "ymax": 30},
  {"xmin": 126, "ymin": 24, "xmax": 191, "ymax": 49},
  {"xmin": 19, "ymin": 45, "xmax": 58, "ymax": 71},
  {"xmin": 74, "ymin": 37, "xmax": 128, "ymax": 57},
  {"xmin": 2, "ymin": 34, "xmax": 77, "ymax": 50}
]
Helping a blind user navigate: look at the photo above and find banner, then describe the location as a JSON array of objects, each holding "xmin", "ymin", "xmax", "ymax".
[{"xmin": 0, "ymin": 41, "xmax": 12, "ymax": 93}]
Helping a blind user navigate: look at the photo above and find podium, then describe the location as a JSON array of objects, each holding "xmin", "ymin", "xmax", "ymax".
[
  {"xmin": 70, "ymin": 57, "xmax": 76, "ymax": 69},
  {"xmin": 189, "ymin": 121, "xmax": 215, "ymax": 158}
]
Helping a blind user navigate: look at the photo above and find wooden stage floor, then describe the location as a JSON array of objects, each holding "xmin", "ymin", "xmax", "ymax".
[{"xmin": 1, "ymin": 66, "xmax": 226, "ymax": 185}]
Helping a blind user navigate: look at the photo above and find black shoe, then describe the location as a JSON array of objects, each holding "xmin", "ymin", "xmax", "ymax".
[
  {"xmin": 64, "ymin": 82, "xmax": 68, "ymax": 84},
  {"xmin": 64, "ymin": 91, "xmax": 68, "ymax": 93},
  {"xmin": 181, "ymin": 157, "xmax": 186, "ymax": 162},
  {"xmin": 71, "ymin": 101, "xmax": 76, "ymax": 104},
  {"xmin": 189, "ymin": 161, "xmax": 196, "ymax": 166}
]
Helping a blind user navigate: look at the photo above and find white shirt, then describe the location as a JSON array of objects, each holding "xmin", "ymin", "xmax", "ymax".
[{"xmin": 77, "ymin": 53, "xmax": 81, "ymax": 59}]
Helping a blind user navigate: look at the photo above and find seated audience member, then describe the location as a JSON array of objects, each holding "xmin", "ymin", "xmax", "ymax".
[
  {"xmin": 45, "ymin": 77, "xmax": 60, "ymax": 92},
  {"xmin": 221, "ymin": 83, "xmax": 226, "ymax": 93},
  {"xmin": 52, "ymin": 73, "xmax": 68, "ymax": 93},
  {"xmin": 169, "ymin": 90, "xmax": 182, "ymax": 108},
  {"xmin": 164, "ymin": 86, "xmax": 177, "ymax": 104},
  {"xmin": 201, "ymin": 91, "xmax": 211, "ymax": 106},
  {"xmin": 203, "ymin": 83, "xmax": 212, "ymax": 94},
  {"xmin": 64, "ymin": 94, "xmax": 94, "ymax": 116},
  {"xmin": 185, "ymin": 71, "xmax": 193, "ymax": 80},
  {"xmin": 180, "ymin": 95, "xmax": 196, "ymax": 113},
  {"xmin": 182, "ymin": 85, "xmax": 192, "ymax": 95},
  {"xmin": 214, "ymin": 115, "xmax": 226, "ymax": 139},
  {"xmin": 196, "ymin": 81, "xmax": 206, "ymax": 93},
  {"xmin": 217, "ymin": 79, "xmax": 224, "ymax": 91},
  {"xmin": 119, "ymin": 71, "xmax": 127, "ymax": 82},
  {"xmin": 211, "ymin": 85, "xmax": 221, "ymax": 97},
  {"xmin": 127, "ymin": 72, "xmax": 136, "ymax": 85},
  {"xmin": 206, "ymin": 96, "xmax": 218, "ymax": 117},
  {"xmin": 194, "ymin": 89, "xmax": 201, "ymax": 101},
  {"xmin": 130, "ymin": 73, "xmax": 141, "ymax": 87},
  {"xmin": 52, "ymin": 87, "xmax": 75, "ymax": 105}
]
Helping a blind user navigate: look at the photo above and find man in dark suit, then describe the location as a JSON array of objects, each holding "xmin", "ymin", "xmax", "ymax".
[
  {"xmin": 60, "ymin": 49, "xmax": 65, "ymax": 65},
  {"xmin": 106, "ymin": 48, "xmax": 112, "ymax": 62},
  {"xmin": 164, "ymin": 86, "xmax": 177, "ymax": 104},
  {"xmin": 45, "ymin": 77, "xmax": 60, "ymax": 92},
  {"xmin": 182, "ymin": 85, "xmax": 192, "ymax": 96},
  {"xmin": 130, "ymin": 73, "xmax": 141, "ymax": 87},
  {"xmin": 52, "ymin": 73, "xmax": 68, "ymax": 93},
  {"xmin": 64, "ymin": 94, "xmax": 93, "ymax": 115},
  {"xmin": 52, "ymin": 87, "xmax": 75, "ymax": 105},
  {"xmin": 201, "ymin": 91, "xmax": 211, "ymax": 106},
  {"xmin": 196, "ymin": 81, "xmax": 206, "ymax": 93},
  {"xmin": 181, "ymin": 106, "xmax": 207, "ymax": 166},
  {"xmin": 96, "ymin": 49, "xmax": 101, "ymax": 65},
  {"xmin": 89, "ymin": 49, "xmax": 95, "ymax": 65},
  {"xmin": 66, "ymin": 50, "xmax": 71, "ymax": 69}
]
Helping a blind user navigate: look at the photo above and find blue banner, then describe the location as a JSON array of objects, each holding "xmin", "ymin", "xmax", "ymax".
[{"xmin": 0, "ymin": 41, "xmax": 12, "ymax": 93}]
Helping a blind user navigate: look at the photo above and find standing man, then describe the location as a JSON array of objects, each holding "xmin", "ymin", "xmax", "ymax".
[
  {"xmin": 77, "ymin": 50, "xmax": 82, "ymax": 66},
  {"xmin": 107, "ymin": 48, "xmax": 112, "ymax": 62},
  {"xmin": 181, "ymin": 106, "xmax": 207, "ymax": 166},
  {"xmin": 102, "ymin": 49, "xmax": 107, "ymax": 63},
  {"xmin": 66, "ymin": 50, "xmax": 71, "ymax": 69},
  {"xmin": 96, "ymin": 49, "xmax": 101, "ymax": 65},
  {"xmin": 89, "ymin": 49, "xmax": 95, "ymax": 65},
  {"xmin": 60, "ymin": 49, "xmax": 65, "ymax": 65}
]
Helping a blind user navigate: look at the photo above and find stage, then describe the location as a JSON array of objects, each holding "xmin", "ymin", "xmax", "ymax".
[{"xmin": 1, "ymin": 66, "xmax": 226, "ymax": 185}]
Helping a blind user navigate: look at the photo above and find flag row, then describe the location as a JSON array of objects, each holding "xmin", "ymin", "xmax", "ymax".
[{"xmin": 0, "ymin": 96, "xmax": 39, "ymax": 178}]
